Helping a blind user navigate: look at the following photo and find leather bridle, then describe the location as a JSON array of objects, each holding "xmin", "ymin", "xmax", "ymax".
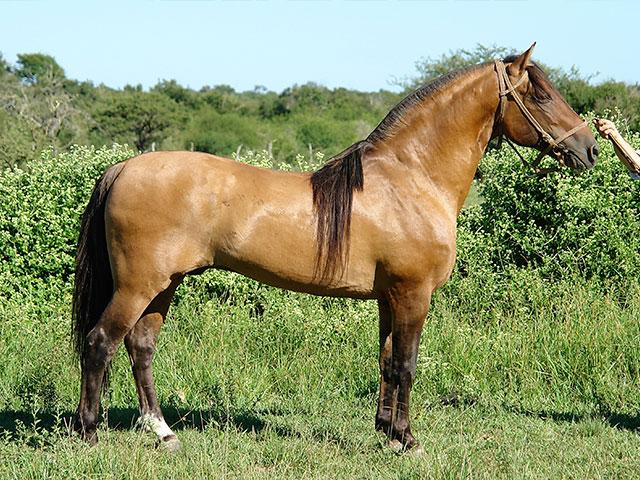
[{"xmin": 494, "ymin": 60, "xmax": 588, "ymax": 174}]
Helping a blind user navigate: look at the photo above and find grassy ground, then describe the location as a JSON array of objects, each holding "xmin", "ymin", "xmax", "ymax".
[
  {"xmin": 2, "ymin": 271, "xmax": 640, "ymax": 478},
  {"xmin": 3, "ymin": 402, "xmax": 640, "ymax": 479}
]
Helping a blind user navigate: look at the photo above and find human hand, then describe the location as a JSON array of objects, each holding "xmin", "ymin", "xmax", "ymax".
[{"xmin": 593, "ymin": 118, "xmax": 618, "ymax": 140}]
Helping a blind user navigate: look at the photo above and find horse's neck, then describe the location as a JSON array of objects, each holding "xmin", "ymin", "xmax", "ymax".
[{"xmin": 369, "ymin": 65, "xmax": 499, "ymax": 213}]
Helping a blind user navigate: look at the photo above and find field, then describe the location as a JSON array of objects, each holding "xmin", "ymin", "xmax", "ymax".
[
  {"xmin": 3, "ymin": 273, "xmax": 640, "ymax": 479},
  {"xmin": 2, "ymin": 138, "xmax": 640, "ymax": 478}
]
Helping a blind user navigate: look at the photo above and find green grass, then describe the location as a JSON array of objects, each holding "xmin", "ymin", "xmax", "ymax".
[
  {"xmin": 2, "ymin": 270, "xmax": 640, "ymax": 478},
  {"xmin": 463, "ymin": 180, "xmax": 483, "ymax": 209},
  {"xmin": 3, "ymin": 403, "xmax": 640, "ymax": 479}
]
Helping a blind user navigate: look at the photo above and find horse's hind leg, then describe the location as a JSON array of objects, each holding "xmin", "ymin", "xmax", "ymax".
[
  {"xmin": 124, "ymin": 279, "xmax": 181, "ymax": 452},
  {"xmin": 77, "ymin": 288, "xmax": 156, "ymax": 444}
]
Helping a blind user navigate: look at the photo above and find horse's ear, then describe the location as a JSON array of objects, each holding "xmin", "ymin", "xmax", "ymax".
[{"xmin": 507, "ymin": 43, "xmax": 536, "ymax": 77}]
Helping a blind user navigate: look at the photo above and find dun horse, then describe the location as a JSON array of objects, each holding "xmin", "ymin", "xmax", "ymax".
[{"xmin": 72, "ymin": 45, "xmax": 598, "ymax": 452}]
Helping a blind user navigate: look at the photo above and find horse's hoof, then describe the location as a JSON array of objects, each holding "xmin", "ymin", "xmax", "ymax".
[
  {"xmin": 160, "ymin": 437, "xmax": 182, "ymax": 454},
  {"xmin": 407, "ymin": 444, "xmax": 425, "ymax": 457},
  {"xmin": 72, "ymin": 419, "xmax": 98, "ymax": 445},
  {"xmin": 387, "ymin": 439, "xmax": 424, "ymax": 456},
  {"xmin": 82, "ymin": 430, "xmax": 98, "ymax": 446},
  {"xmin": 387, "ymin": 439, "xmax": 404, "ymax": 454}
]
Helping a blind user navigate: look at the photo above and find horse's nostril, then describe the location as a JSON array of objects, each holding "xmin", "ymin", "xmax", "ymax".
[{"xmin": 589, "ymin": 144, "xmax": 599, "ymax": 162}]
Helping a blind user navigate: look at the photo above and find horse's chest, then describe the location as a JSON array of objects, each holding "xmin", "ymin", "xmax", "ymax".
[{"xmin": 378, "ymin": 214, "xmax": 457, "ymax": 285}]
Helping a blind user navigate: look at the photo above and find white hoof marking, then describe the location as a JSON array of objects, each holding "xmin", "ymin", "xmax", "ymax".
[{"xmin": 139, "ymin": 414, "xmax": 176, "ymax": 441}]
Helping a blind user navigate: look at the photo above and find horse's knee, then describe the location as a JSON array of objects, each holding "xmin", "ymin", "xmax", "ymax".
[
  {"xmin": 85, "ymin": 327, "xmax": 117, "ymax": 367},
  {"xmin": 125, "ymin": 329, "xmax": 157, "ymax": 368}
]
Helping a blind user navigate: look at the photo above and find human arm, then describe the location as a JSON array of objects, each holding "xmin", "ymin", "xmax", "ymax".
[{"xmin": 593, "ymin": 118, "xmax": 640, "ymax": 174}]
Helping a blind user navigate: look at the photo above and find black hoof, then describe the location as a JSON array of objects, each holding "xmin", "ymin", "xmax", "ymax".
[{"xmin": 73, "ymin": 418, "xmax": 98, "ymax": 446}]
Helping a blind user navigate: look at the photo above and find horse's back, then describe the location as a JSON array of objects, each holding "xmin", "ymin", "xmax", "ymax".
[{"xmin": 105, "ymin": 151, "xmax": 338, "ymax": 291}]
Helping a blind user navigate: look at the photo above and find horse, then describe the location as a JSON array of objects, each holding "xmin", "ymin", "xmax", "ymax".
[{"xmin": 72, "ymin": 44, "xmax": 598, "ymax": 453}]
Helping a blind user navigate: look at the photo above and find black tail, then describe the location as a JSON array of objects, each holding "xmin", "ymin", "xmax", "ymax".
[{"xmin": 72, "ymin": 162, "xmax": 126, "ymax": 366}]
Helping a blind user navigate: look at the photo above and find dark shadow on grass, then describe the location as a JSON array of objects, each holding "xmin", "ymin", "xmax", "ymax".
[
  {"xmin": 0, "ymin": 410, "xmax": 72, "ymax": 436},
  {"xmin": 110, "ymin": 405, "xmax": 358, "ymax": 448},
  {"xmin": 504, "ymin": 405, "xmax": 640, "ymax": 432},
  {"xmin": 0, "ymin": 403, "xmax": 354, "ymax": 446},
  {"xmin": 0, "ymin": 406, "xmax": 268, "ymax": 437}
]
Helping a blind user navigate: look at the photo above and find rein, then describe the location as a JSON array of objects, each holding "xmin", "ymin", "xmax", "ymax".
[{"xmin": 493, "ymin": 60, "xmax": 588, "ymax": 175}]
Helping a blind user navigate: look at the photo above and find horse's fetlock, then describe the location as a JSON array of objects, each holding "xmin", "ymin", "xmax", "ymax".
[{"xmin": 393, "ymin": 418, "xmax": 410, "ymax": 434}]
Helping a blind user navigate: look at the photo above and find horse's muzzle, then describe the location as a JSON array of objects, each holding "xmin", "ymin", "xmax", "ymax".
[{"xmin": 563, "ymin": 142, "xmax": 598, "ymax": 170}]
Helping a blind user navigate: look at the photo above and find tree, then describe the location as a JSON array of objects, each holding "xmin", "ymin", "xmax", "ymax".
[
  {"xmin": 399, "ymin": 44, "xmax": 640, "ymax": 132},
  {"xmin": 0, "ymin": 108, "xmax": 40, "ymax": 169},
  {"xmin": 399, "ymin": 44, "xmax": 516, "ymax": 89},
  {"xmin": 184, "ymin": 109, "xmax": 262, "ymax": 155},
  {"xmin": 153, "ymin": 79, "xmax": 201, "ymax": 109},
  {"xmin": 295, "ymin": 115, "xmax": 360, "ymax": 156},
  {"xmin": 0, "ymin": 54, "xmax": 9, "ymax": 77},
  {"xmin": 0, "ymin": 53, "xmax": 86, "ymax": 163},
  {"xmin": 92, "ymin": 91, "xmax": 176, "ymax": 151},
  {"xmin": 14, "ymin": 53, "xmax": 65, "ymax": 85}
]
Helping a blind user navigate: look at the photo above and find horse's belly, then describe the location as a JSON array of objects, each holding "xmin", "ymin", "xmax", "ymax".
[
  {"xmin": 210, "ymin": 191, "xmax": 378, "ymax": 298},
  {"xmin": 215, "ymin": 249, "xmax": 378, "ymax": 300}
]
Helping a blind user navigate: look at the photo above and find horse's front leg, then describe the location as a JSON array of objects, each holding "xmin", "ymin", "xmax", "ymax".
[
  {"xmin": 375, "ymin": 299, "xmax": 394, "ymax": 434},
  {"xmin": 385, "ymin": 284, "xmax": 430, "ymax": 451}
]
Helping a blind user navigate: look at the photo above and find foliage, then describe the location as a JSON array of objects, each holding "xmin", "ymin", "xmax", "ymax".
[
  {"xmin": 0, "ymin": 74, "xmax": 82, "ymax": 170},
  {"xmin": 0, "ymin": 45, "xmax": 640, "ymax": 476},
  {"xmin": 14, "ymin": 53, "xmax": 65, "ymax": 85},
  {"xmin": 0, "ymin": 144, "xmax": 134, "ymax": 298},
  {"xmin": 0, "ymin": 53, "xmax": 8, "ymax": 76},
  {"xmin": 0, "ymin": 109, "xmax": 39, "ymax": 169},
  {"xmin": 400, "ymin": 43, "xmax": 640, "ymax": 131},
  {"xmin": 91, "ymin": 91, "xmax": 176, "ymax": 151},
  {"xmin": 401, "ymin": 44, "xmax": 516, "ymax": 88},
  {"xmin": 2, "ymin": 125, "xmax": 640, "ymax": 301},
  {"xmin": 1, "ymin": 138, "xmax": 640, "ymax": 476},
  {"xmin": 152, "ymin": 79, "xmax": 201, "ymax": 109},
  {"xmin": 295, "ymin": 115, "xmax": 359, "ymax": 154},
  {"xmin": 184, "ymin": 109, "xmax": 263, "ymax": 156},
  {"xmin": 1, "ymin": 47, "xmax": 638, "ymax": 171},
  {"xmin": 457, "ymin": 117, "xmax": 640, "ymax": 282}
]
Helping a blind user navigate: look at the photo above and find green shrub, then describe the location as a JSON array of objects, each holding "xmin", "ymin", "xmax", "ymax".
[
  {"xmin": 3, "ymin": 140, "xmax": 640, "ymax": 444},
  {"xmin": 458, "ymin": 125, "xmax": 640, "ymax": 281},
  {"xmin": 0, "ymin": 144, "xmax": 134, "ymax": 297},
  {"xmin": 295, "ymin": 116, "xmax": 359, "ymax": 156},
  {"xmin": 3, "ymin": 129, "xmax": 640, "ymax": 300}
]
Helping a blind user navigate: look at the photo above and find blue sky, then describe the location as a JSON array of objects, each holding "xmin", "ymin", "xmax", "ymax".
[{"xmin": 1, "ymin": 1, "xmax": 638, "ymax": 93}]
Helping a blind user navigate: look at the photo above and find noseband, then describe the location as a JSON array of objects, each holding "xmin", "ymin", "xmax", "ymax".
[{"xmin": 494, "ymin": 60, "xmax": 588, "ymax": 174}]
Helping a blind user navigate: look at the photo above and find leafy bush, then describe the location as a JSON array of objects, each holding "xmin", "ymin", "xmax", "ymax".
[
  {"xmin": 295, "ymin": 116, "xmax": 359, "ymax": 155},
  {"xmin": 0, "ymin": 144, "xmax": 134, "ymax": 297},
  {"xmin": 458, "ymin": 123, "xmax": 640, "ymax": 281},
  {"xmin": 4, "ymin": 141, "xmax": 640, "ymax": 450},
  {"xmin": 3, "ymin": 128, "xmax": 640, "ymax": 301}
]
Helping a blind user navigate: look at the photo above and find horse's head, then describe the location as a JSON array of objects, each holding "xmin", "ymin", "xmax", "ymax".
[{"xmin": 497, "ymin": 44, "xmax": 598, "ymax": 170}]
